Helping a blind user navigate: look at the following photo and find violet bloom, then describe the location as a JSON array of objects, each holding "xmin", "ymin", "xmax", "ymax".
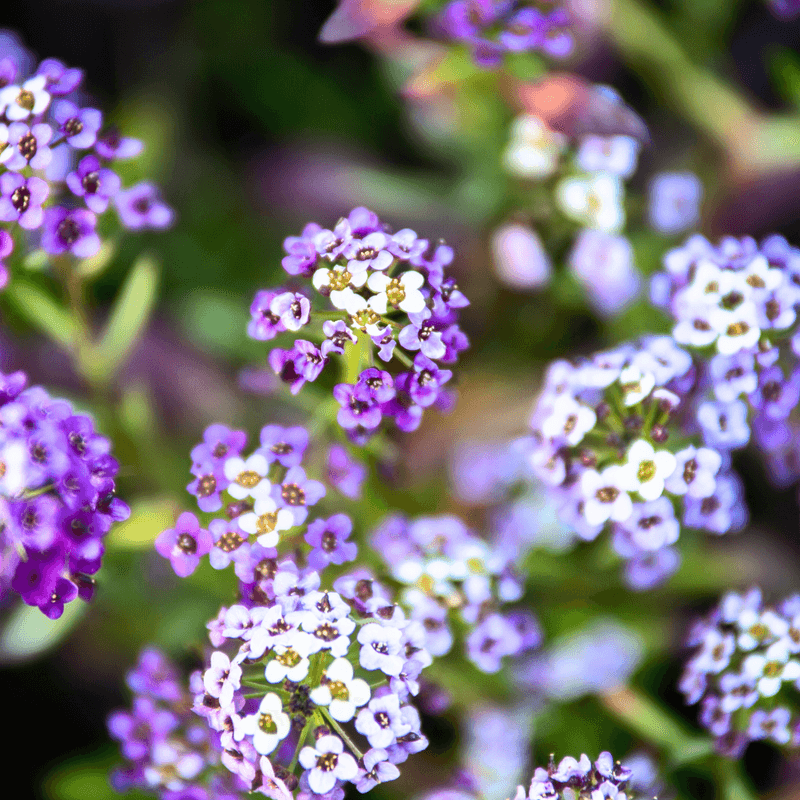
[
  {"xmin": 321, "ymin": 319, "xmax": 357, "ymax": 357},
  {"xmin": 270, "ymin": 291, "xmax": 311, "ymax": 332},
  {"xmin": 259, "ymin": 424, "xmax": 308, "ymax": 468},
  {"xmin": 115, "ymin": 182, "xmax": 174, "ymax": 230},
  {"xmin": 53, "ymin": 99, "xmax": 102, "ymax": 149},
  {"xmin": 749, "ymin": 366, "xmax": 800, "ymax": 421},
  {"xmin": 333, "ymin": 383, "xmax": 382, "ymax": 431},
  {"xmin": 95, "ymin": 126, "xmax": 144, "ymax": 160},
  {"xmin": 648, "ymin": 172, "xmax": 702, "ymax": 235},
  {"xmin": 0, "ymin": 172, "xmax": 48, "ymax": 229},
  {"xmin": 37, "ymin": 58, "xmax": 83, "ymax": 95},
  {"xmin": 272, "ymin": 466, "xmax": 326, "ymax": 525},
  {"xmin": 270, "ymin": 341, "xmax": 327, "ymax": 394},
  {"xmin": 326, "ymin": 444, "xmax": 366, "ymax": 499},
  {"xmin": 398, "ymin": 310, "xmax": 446, "ymax": 360},
  {"xmin": 355, "ymin": 748, "xmax": 400, "ymax": 793},
  {"xmin": 41, "ymin": 206, "xmax": 100, "ymax": 258},
  {"xmin": 401, "ymin": 354, "xmax": 452, "ymax": 408},
  {"xmin": 305, "ymin": 514, "xmax": 358, "ymax": 570},
  {"xmin": 11, "ymin": 547, "xmax": 64, "ymax": 608},
  {"xmin": 66, "ymin": 155, "xmax": 121, "ymax": 213},
  {"xmin": 248, "ymin": 289, "xmax": 287, "ymax": 341},
  {"xmin": 355, "ymin": 692, "xmax": 411, "ymax": 748},
  {"xmin": 155, "ymin": 512, "xmax": 213, "ymax": 577}
]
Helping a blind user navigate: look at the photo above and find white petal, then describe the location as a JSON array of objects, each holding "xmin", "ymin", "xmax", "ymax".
[
  {"xmin": 367, "ymin": 272, "xmax": 390, "ymax": 292},
  {"xmin": 368, "ymin": 293, "xmax": 388, "ymax": 315},
  {"xmin": 329, "ymin": 699, "xmax": 356, "ymax": 722}
]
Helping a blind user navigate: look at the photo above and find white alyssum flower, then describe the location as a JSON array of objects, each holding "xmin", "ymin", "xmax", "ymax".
[
  {"xmin": 624, "ymin": 439, "xmax": 677, "ymax": 501},
  {"xmin": 299, "ymin": 734, "xmax": 358, "ymax": 795},
  {"xmin": 580, "ymin": 465, "xmax": 635, "ymax": 527},
  {"xmin": 503, "ymin": 114, "xmax": 566, "ymax": 179},
  {"xmin": 618, "ymin": 365, "xmax": 655, "ymax": 406},
  {"xmin": 239, "ymin": 692, "xmax": 291, "ymax": 755},
  {"xmin": 223, "ymin": 453, "xmax": 271, "ymax": 500},
  {"xmin": 555, "ymin": 172, "xmax": 625, "ymax": 232},
  {"xmin": 312, "ymin": 263, "xmax": 368, "ymax": 309},
  {"xmin": 540, "ymin": 396, "xmax": 596, "ymax": 446},
  {"xmin": 576, "ymin": 134, "xmax": 639, "ymax": 178},
  {"xmin": 736, "ymin": 608, "xmax": 788, "ymax": 651},
  {"xmin": 265, "ymin": 644, "xmax": 311, "ymax": 684},
  {"xmin": 345, "ymin": 293, "xmax": 383, "ymax": 337},
  {"xmin": 367, "ymin": 270, "xmax": 426, "ymax": 314},
  {"xmin": 743, "ymin": 641, "xmax": 800, "ymax": 698},
  {"xmin": 309, "ymin": 657, "xmax": 371, "ymax": 722},
  {"xmin": 237, "ymin": 495, "xmax": 295, "ymax": 547},
  {"xmin": 0, "ymin": 75, "xmax": 50, "ymax": 120}
]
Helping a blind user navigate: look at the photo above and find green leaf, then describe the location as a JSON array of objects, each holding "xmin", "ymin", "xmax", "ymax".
[
  {"xmin": 770, "ymin": 46, "xmax": 800, "ymax": 110},
  {"xmin": 92, "ymin": 255, "xmax": 160, "ymax": 380},
  {"xmin": 5, "ymin": 281, "xmax": 78, "ymax": 350},
  {"xmin": 0, "ymin": 598, "xmax": 85, "ymax": 664},
  {"xmin": 75, "ymin": 238, "xmax": 118, "ymax": 281}
]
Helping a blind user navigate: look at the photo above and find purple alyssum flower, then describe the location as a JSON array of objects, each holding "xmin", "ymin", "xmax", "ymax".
[
  {"xmin": 0, "ymin": 171, "xmax": 48, "ymax": 228},
  {"xmin": 155, "ymin": 512, "xmax": 213, "ymax": 577},
  {"xmin": 66, "ymin": 154, "xmax": 121, "ymax": 213},
  {"xmin": 41, "ymin": 206, "xmax": 100, "ymax": 257},
  {"xmin": 115, "ymin": 181, "xmax": 174, "ymax": 230}
]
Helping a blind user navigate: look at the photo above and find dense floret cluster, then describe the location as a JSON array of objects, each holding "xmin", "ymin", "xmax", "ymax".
[
  {"xmin": 0, "ymin": 31, "xmax": 172, "ymax": 288},
  {"xmin": 0, "ymin": 368, "xmax": 128, "ymax": 617},
  {"xmin": 508, "ymin": 752, "xmax": 636, "ymax": 800},
  {"xmin": 652, "ymin": 234, "xmax": 800, "ymax": 488},
  {"xmin": 371, "ymin": 513, "xmax": 541, "ymax": 672},
  {"xmin": 436, "ymin": 0, "xmax": 573, "ymax": 68},
  {"xmin": 527, "ymin": 337, "xmax": 747, "ymax": 589},
  {"xmin": 251, "ymin": 207, "xmax": 468, "ymax": 441},
  {"xmin": 680, "ymin": 587, "xmax": 800, "ymax": 758}
]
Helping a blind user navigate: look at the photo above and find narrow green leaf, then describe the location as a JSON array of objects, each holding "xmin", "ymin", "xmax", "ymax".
[
  {"xmin": 0, "ymin": 598, "xmax": 85, "ymax": 664},
  {"xmin": 5, "ymin": 281, "xmax": 78, "ymax": 350},
  {"xmin": 94, "ymin": 255, "xmax": 159, "ymax": 379},
  {"xmin": 770, "ymin": 46, "xmax": 800, "ymax": 110}
]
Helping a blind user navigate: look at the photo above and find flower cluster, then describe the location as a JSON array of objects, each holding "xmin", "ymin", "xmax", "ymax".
[
  {"xmin": 680, "ymin": 587, "xmax": 800, "ymax": 758},
  {"xmin": 652, "ymin": 234, "xmax": 800, "ymax": 488},
  {"xmin": 527, "ymin": 337, "xmax": 747, "ymax": 589},
  {"xmin": 109, "ymin": 647, "xmax": 249, "ymax": 799},
  {"xmin": 500, "ymin": 109, "xmax": 644, "ymax": 316},
  {"xmin": 155, "ymin": 422, "xmax": 441, "ymax": 796},
  {"xmin": 251, "ymin": 207, "xmax": 469, "ymax": 441},
  {"xmin": 0, "ymin": 368, "xmax": 128, "ymax": 617},
  {"xmin": 371, "ymin": 513, "xmax": 541, "ymax": 672},
  {"xmin": 508, "ymin": 752, "xmax": 636, "ymax": 800},
  {"xmin": 436, "ymin": 1, "xmax": 573, "ymax": 68},
  {"xmin": 0, "ymin": 31, "xmax": 172, "ymax": 288}
]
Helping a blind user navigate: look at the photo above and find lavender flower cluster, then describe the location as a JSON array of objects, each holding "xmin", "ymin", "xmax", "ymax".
[
  {"xmin": 652, "ymin": 234, "xmax": 800, "ymax": 488},
  {"xmin": 436, "ymin": 0, "xmax": 573, "ymax": 68},
  {"xmin": 527, "ymin": 336, "xmax": 747, "ymax": 589},
  {"xmin": 251, "ymin": 207, "xmax": 468, "ymax": 441},
  {"xmin": 680, "ymin": 587, "xmax": 800, "ymax": 758},
  {"xmin": 109, "ymin": 647, "xmax": 249, "ymax": 800},
  {"xmin": 0, "ymin": 368, "xmax": 129, "ymax": 618},
  {"xmin": 371, "ymin": 514, "xmax": 541, "ymax": 672},
  {"xmin": 508, "ymin": 752, "xmax": 635, "ymax": 800},
  {"xmin": 153, "ymin": 422, "xmax": 443, "ymax": 797},
  {"xmin": 0, "ymin": 32, "xmax": 172, "ymax": 287}
]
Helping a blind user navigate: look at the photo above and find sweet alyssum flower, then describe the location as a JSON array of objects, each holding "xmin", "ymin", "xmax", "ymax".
[
  {"xmin": 0, "ymin": 31, "xmax": 172, "ymax": 288},
  {"xmin": 527, "ymin": 337, "xmax": 747, "ymax": 589},
  {"xmin": 0, "ymin": 367, "xmax": 128, "ymax": 617},
  {"xmin": 680, "ymin": 588, "xmax": 800, "ymax": 757},
  {"xmin": 251, "ymin": 207, "xmax": 469, "ymax": 441}
]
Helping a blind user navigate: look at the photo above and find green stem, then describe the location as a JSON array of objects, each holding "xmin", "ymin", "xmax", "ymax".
[
  {"xmin": 288, "ymin": 715, "xmax": 315, "ymax": 772},
  {"xmin": 342, "ymin": 331, "xmax": 371, "ymax": 384},
  {"xmin": 320, "ymin": 707, "xmax": 364, "ymax": 759},
  {"xmin": 718, "ymin": 762, "xmax": 759, "ymax": 800},
  {"xmin": 601, "ymin": 687, "xmax": 714, "ymax": 767}
]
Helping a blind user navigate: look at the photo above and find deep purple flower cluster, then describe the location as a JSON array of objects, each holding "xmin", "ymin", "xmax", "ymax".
[
  {"xmin": 680, "ymin": 587, "xmax": 800, "ymax": 759},
  {"xmin": 527, "ymin": 337, "xmax": 747, "ymax": 589},
  {"xmin": 371, "ymin": 513, "xmax": 541, "ymax": 672},
  {"xmin": 0, "ymin": 31, "xmax": 172, "ymax": 288},
  {"xmin": 436, "ymin": 0, "xmax": 573, "ymax": 68},
  {"xmin": 0, "ymin": 368, "xmax": 128, "ymax": 618},
  {"xmin": 109, "ymin": 647, "xmax": 251, "ymax": 799},
  {"xmin": 250, "ymin": 207, "xmax": 468, "ymax": 442},
  {"xmin": 509, "ymin": 752, "xmax": 636, "ymax": 800},
  {"xmin": 652, "ymin": 234, "xmax": 800, "ymax": 489}
]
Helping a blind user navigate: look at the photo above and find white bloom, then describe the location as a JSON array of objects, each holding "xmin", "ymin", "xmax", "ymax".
[
  {"xmin": 237, "ymin": 495, "xmax": 295, "ymax": 547},
  {"xmin": 345, "ymin": 293, "xmax": 383, "ymax": 337},
  {"xmin": 624, "ymin": 439, "xmax": 676, "ymax": 501},
  {"xmin": 540, "ymin": 396, "xmax": 596, "ymax": 446},
  {"xmin": 265, "ymin": 644, "xmax": 311, "ymax": 684},
  {"xmin": 239, "ymin": 693, "xmax": 291, "ymax": 755},
  {"xmin": 299, "ymin": 735, "xmax": 358, "ymax": 795},
  {"xmin": 743, "ymin": 641, "xmax": 800, "ymax": 698},
  {"xmin": 0, "ymin": 75, "xmax": 50, "ymax": 120},
  {"xmin": 367, "ymin": 270, "xmax": 426, "ymax": 314},
  {"xmin": 710, "ymin": 302, "xmax": 761, "ymax": 355},
  {"xmin": 737, "ymin": 608, "xmax": 788, "ymax": 651},
  {"xmin": 312, "ymin": 263, "xmax": 368, "ymax": 309},
  {"xmin": 309, "ymin": 657, "xmax": 370, "ymax": 722},
  {"xmin": 503, "ymin": 114, "xmax": 565, "ymax": 179},
  {"xmin": 556, "ymin": 173, "xmax": 625, "ymax": 232},
  {"xmin": 618, "ymin": 365, "xmax": 655, "ymax": 406},
  {"xmin": 223, "ymin": 453, "xmax": 271, "ymax": 500},
  {"xmin": 580, "ymin": 465, "xmax": 635, "ymax": 527}
]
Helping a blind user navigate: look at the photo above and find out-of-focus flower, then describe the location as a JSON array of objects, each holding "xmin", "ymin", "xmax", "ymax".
[
  {"xmin": 503, "ymin": 115, "xmax": 566, "ymax": 179},
  {"xmin": 491, "ymin": 223, "xmax": 552, "ymax": 290},
  {"xmin": 568, "ymin": 230, "xmax": 640, "ymax": 316},
  {"xmin": 555, "ymin": 172, "xmax": 624, "ymax": 232},
  {"xmin": 648, "ymin": 172, "xmax": 702, "ymax": 235}
]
